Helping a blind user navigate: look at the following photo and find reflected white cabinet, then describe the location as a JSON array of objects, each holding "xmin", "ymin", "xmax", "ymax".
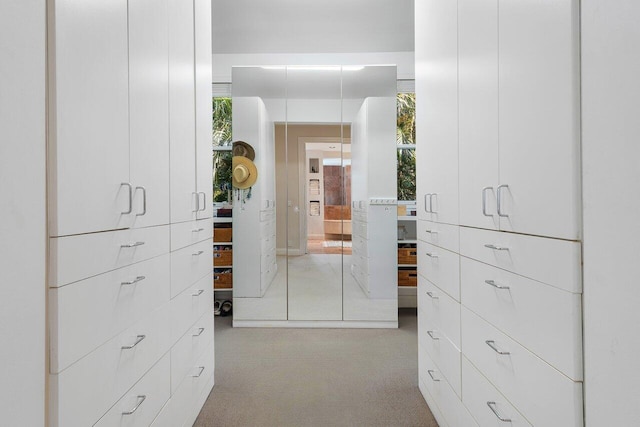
[
  {"xmin": 458, "ymin": 0, "xmax": 581, "ymax": 241},
  {"xmin": 415, "ymin": 0, "xmax": 459, "ymax": 226}
]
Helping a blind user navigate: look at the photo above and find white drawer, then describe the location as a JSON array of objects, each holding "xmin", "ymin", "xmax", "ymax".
[
  {"xmin": 51, "ymin": 303, "xmax": 171, "ymax": 427},
  {"xmin": 418, "ymin": 274, "xmax": 461, "ymax": 348},
  {"xmin": 170, "ymin": 310, "xmax": 214, "ymax": 394},
  {"xmin": 419, "ymin": 344, "xmax": 478, "ymax": 427},
  {"xmin": 462, "ymin": 356, "xmax": 532, "ymax": 427},
  {"xmin": 94, "ymin": 353, "xmax": 170, "ymax": 427},
  {"xmin": 261, "ymin": 251, "xmax": 276, "ymax": 273},
  {"xmin": 419, "ymin": 307, "xmax": 462, "ymax": 398},
  {"xmin": 50, "ymin": 254, "xmax": 170, "ymax": 373},
  {"xmin": 170, "ymin": 273, "xmax": 213, "ymax": 343},
  {"xmin": 260, "ymin": 219, "xmax": 274, "ymax": 238},
  {"xmin": 418, "ymin": 241, "xmax": 460, "ymax": 301},
  {"xmin": 170, "ymin": 239, "xmax": 213, "ymax": 298},
  {"xmin": 353, "ymin": 219, "xmax": 368, "ymax": 239},
  {"xmin": 261, "ymin": 234, "xmax": 276, "ymax": 252},
  {"xmin": 260, "ymin": 210, "xmax": 274, "ymax": 222},
  {"xmin": 151, "ymin": 339, "xmax": 214, "ymax": 427},
  {"xmin": 170, "ymin": 219, "xmax": 213, "ymax": 251},
  {"xmin": 418, "ymin": 380, "xmax": 449, "ymax": 427},
  {"xmin": 50, "ymin": 224, "xmax": 170, "ymax": 287},
  {"xmin": 461, "ymin": 256, "xmax": 582, "ymax": 380},
  {"xmin": 459, "ymin": 226, "xmax": 582, "ymax": 293},
  {"xmin": 461, "ymin": 307, "xmax": 583, "ymax": 427},
  {"xmin": 418, "ymin": 220, "xmax": 459, "ymax": 253}
]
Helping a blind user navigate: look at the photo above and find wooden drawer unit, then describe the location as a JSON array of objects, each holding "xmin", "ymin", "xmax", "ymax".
[
  {"xmin": 398, "ymin": 247, "xmax": 417, "ymax": 264},
  {"xmin": 461, "ymin": 256, "xmax": 582, "ymax": 380},
  {"xmin": 418, "ymin": 220, "xmax": 460, "ymax": 253},
  {"xmin": 170, "ymin": 273, "xmax": 213, "ymax": 343},
  {"xmin": 170, "ymin": 310, "xmax": 214, "ymax": 394},
  {"xmin": 462, "ymin": 307, "xmax": 583, "ymax": 427},
  {"xmin": 213, "ymin": 226, "xmax": 232, "ymax": 242},
  {"xmin": 171, "ymin": 219, "xmax": 213, "ymax": 251},
  {"xmin": 170, "ymin": 239, "xmax": 213, "ymax": 298},
  {"xmin": 398, "ymin": 268, "xmax": 417, "ymax": 286},
  {"xmin": 459, "ymin": 226, "xmax": 582, "ymax": 293},
  {"xmin": 418, "ymin": 240, "xmax": 461, "ymax": 301},
  {"xmin": 418, "ymin": 274, "xmax": 461, "ymax": 348},
  {"xmin": 213, "ymin": 247, "xmax": 233, "ymax": 267},
  {"xmin": 51, "ymin": 303, "xmax": 171, "ymax": 427},
  {"xmin": 462, "ymin": 356, "xmax": 532, "ymax": 427},
  {"xmin": 94, "ymin": 353, "xmax": 170, "ymax": 427},
  {"xmin": 50, "ymin": 224, "xmax": 170, "ymax": 287},
  {"xmin": 50, "ymin": 253, "xmax": 170, "ymax": 373}
]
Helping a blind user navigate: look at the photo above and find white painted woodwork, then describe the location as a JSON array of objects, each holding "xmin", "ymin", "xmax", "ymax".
[
  {"xmin": 462, "ymin": 357, "xmax": 532, "ymax": 427},
  {"xmin": 497, "ymin": 0, "xmax": 581, "ymax": 240},
  {"xmin": 461, "ymin": 256, "xmax": 583, "ymax": 380},
  {"xmin": 168, "ymin": 0, "xmax": 197, "ymax": 224},
  {"xmin": 171, "ymin": 218, "xmax": 214, "ymax": 252},
  {"xmin": 49, "ymin": 224, "xmax": 170, "ymax": 288},
  {"xmin": 417, "ymin": 241, "xmax": 460, "ymax": 302},
  {"xmin": 417, "ymin": 220, "xmax": 460, "ymax": 253},
  {"xmin": 459, "ymin": 226, "xmax": 582, "ymax": 293},
  {"xmin": 50, "ymin": 304, "xmax": 171, "ymax": 427},
  {"xmin": 170, "ymin": 273, "xmax": 214, "ymax": 344},
  {"xmin": 462, "ymin": 307, "xmax": 583, "ymax": 427},
  {"xmin": 48, "ymin": 0, "xmax": 130, "ymax": 237},
  {"xmin": 415, "ymin": 0, "xmax": 458, "ymax": 225},
  {"xmin": 418, "ymin": 275, "xmax": 461, "ymax": 349},
  {"xmin": 195, "ymin": 0, "xmax": 214, "ymax": 220},
  {"xmin": 169, "ymin": 239, "xmax": 214, "ymax": 298},
  {"xmin": 170, "ymin": 310, "xmax": 214, "ymax": 394},
  {"xmin": 50, "ymin": 254, "xmax": 170, "ymax": 373},
  {"xmin": 458, "ymin": 0, "xmax": 500, "ymax": 231},
  {"xmin": 94, "ymin": 354, "xmax": 170, "ymax": 427},
  {"xmin": 0, "ymin": 1, "xmax": 46, "ymax": 425},
  {"xmin": 128, "ymin": 0, "xmax": 170, "ymax": 229},
  {"xmin": 582, "ymin": 1, "xmax": 640, "ymax": 425}
]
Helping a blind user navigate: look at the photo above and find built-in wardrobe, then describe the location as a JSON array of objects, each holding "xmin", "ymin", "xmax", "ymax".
[
  {"xmin": 47, "ymin": 0, "xmax": 214, "ymax": 425},
  {"xmin": 415, "ymin": 0, "xmax": 583, "ymax": 426}
]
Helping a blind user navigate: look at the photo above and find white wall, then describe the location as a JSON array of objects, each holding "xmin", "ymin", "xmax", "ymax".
[
  {"xmin": 0, "ymin": 0, "xmax": 46, "ymax": 425},
  {"xmin": 582, "ymin": 1, "xmax": 640, "ymax": 425}
]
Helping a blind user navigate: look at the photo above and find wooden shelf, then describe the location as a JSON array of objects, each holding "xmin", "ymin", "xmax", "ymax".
[
  {"xmin": 398, "ymin": 239, "xmax": 417, "ymax": 244},
  {"xmin": 398, "ymin": 216, "xmax": 417, "ymax": 221},
  {"xmin": 213, "ymin": 241, "xmax": 232, "ymax": 245},
  {"xmin": 399, "ymin": 264, "xmax": 418, "ymax": 268},
  {"xmin": 214, "ymin": 288, "xmax": 233, "ymax": 291},
  {"xmin": 213, "ymin": 217, "xmax": 232, "ymax": 223}
]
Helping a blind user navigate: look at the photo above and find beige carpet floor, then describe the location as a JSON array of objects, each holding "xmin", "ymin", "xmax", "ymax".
[{"xmin": 194, "ymin": 308, "xmax": 438, "ymax": 427}]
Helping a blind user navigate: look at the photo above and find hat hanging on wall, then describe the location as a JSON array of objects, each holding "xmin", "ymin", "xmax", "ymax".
[
  {"xmin": 232, "ymin": 155, "xmax": 258, "ymax": 189},
  {"xmin": 232, "ymin": 140, "xmax": 256, "ymax": 161}
]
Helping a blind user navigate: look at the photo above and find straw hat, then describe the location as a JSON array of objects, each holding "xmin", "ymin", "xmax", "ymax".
[
  {"xmin": 232, "ymin": 140, "xmax": 256, "ymax": 161},
  {"xmin": 232, "ymin": 156, "xmax": 258, "ymax": 189}
]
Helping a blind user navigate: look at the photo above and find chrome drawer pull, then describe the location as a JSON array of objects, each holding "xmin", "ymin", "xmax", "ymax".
[
  {"xmin": 121, "ymin": 182, "xmax": 133, "ymax": 214},
  {"xmin": 192, "ymin": 250, "xmax": 204, "ymax": 256},
  {"xmin": 192, "ymin": 227, "xmax": 205, "ymax": 232},
  {"xmin": 430, "ymin": 194, "xmax": 438, "ymax": 213},
  {"xmin": 121, "ymin": 276, "xmax": 146, "ymax": 286},
  {"xmin": 192, "ymin": 366, "xmax": 205, "ymax": 378},
  {"xmin": 484, "ymin": 244, "xmax": 508, "ymax": 251},
  {"xmin": 193, "ymin": 327, "xmax": 205, "ymax": 337},
  {"xmin": 121, "ymin": 241, "xmax": 145, "ymax": 248},
  {"xmin": 425, "ymin": 252, "xmax": 438, "ymax": 258},
  {"xmin": 485, "ymin": 340, "xmax": 510, "ymax": 355},
  {"xmin": 482, "ymin": 186, "xmax": 494, "ymax": 217},
  {"xmin": 427, "ymin": 370, "xmax": 440, "ymax": 382},
  {"xmin": 485, "ymin": 279, "xmax": 510, "ymax": 290},
  {"xmin": 425, "ymin": 229, "xmax": 438, "ymax": 234},
  {"xmin": 487, "ymin": 401, "xmax": 512, "ymax": 422},
  {"xmin": 135, "ymin": 186, "xmax": 147, "ymax": 216},
  {"xmin": 427, "ymin": 330, "xmax": 439, "ymax": 340},
  {"xmin": 497, "ymin": 184, "xmax": 509, "ymax": 217},
  {"xmin": 426, "ymin": 291, "xmax": 439, "ymax": 300},
  {"xmin": 192, "ymin": 289, "xmax": 205, "ymax": 297},
  {"xmin": 122, "ymin": 334, "xmax": 146, "ymax": 350},
  {"xmin": 424, "ymin": 194, "xmax": 432, "ymax": 213},
  {"xmin": 122, "ymin": 395, "xmax": 146, "ymax": 415},
  {"xmin": 192, "ymin": 192, "xmax": 199, "ymax": 212}
]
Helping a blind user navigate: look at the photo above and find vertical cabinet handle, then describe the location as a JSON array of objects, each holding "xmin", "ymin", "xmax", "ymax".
[
  {"xmin": 122, "ymin": 334, "xmax": 146, "ymax": 350},
  {"xmin": 430, "ymin": 194, "xmax": 437, "ymax": 213},
  {"xmin": 198, "ymin": 192, "xmax": 206, "ymax": 211},
  {"xmin": 121, "ymin": 183, "xmax": 133, "ymax": 214},
  {"xmin": 122, "ymin": 395, "xmax": 146, "ymax": 415},
  {"xmin": 482, "ymin": 186, "xmax": 493, "ymax": 217},
  {"xmin": 497, "ymin": 184, "xmax": 509, "ymax": 217},
  {"xmin": 424, "ymin": 194, "xmax": 431, "ymax": 213},
  {"xmin": 192, "ymin": 192, "xmax": 199, "ymax": 212},
  {"xmin": 487, "ymin": 401, "xmax": 512, "ymax": 423},
  {"xmin": 135, "ymin": 186, "xmax": 147, "ymax": 216}
]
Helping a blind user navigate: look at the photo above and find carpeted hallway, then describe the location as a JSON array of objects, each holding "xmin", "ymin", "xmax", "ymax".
[{"xmin": 194, "ymin": 309, "xmax": 438, "ymax": 427}]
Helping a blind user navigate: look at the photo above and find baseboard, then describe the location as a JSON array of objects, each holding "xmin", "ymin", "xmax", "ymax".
[{"xmin": 233, "ymin": 319, "xmax": 398, "ymax": 329}]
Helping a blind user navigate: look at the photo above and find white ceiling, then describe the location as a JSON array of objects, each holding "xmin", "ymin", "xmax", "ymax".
[{"xmin": 212, "ymin": 0, "xmax": 415, "ymax": 54}]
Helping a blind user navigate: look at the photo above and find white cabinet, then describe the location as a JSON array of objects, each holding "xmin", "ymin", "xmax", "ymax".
[
  {"xmin": 415, "ymin": 0, "xmax": 458, "ymax": 226},
  {"xmin": 48, "ymin": 0, "xmax": 130, "ymax": 237},
  {"xmin": 458, "ymin": 0, "xmax": 581, "ymax": 241}
]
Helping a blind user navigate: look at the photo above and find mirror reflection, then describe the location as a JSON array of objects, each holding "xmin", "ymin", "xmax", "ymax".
[{"xmin": 231, "ymin": 65, "xmax": 398, "ymax": 326}]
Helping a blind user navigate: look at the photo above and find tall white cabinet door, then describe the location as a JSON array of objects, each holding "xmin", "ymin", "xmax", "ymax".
[
  {"xmin": 128, "ymin": 0, "xmax": 170, "ymax": 229},
  {"xmin": 415, "ymin": 0, "xmax": 459, "ymax": 226},
  {"xmin": 169, "ymin": 0, "xmax": 197, "ymax": 224},
  {"xmin": 458, "ymin": 0, "xmax": 499, "ymax": 231},
  {"xmin": 49, "ymin": 0, "xmax": 130, "ymax": 237},
  {"xmin": 195, "ymin": 0, "xmax": 214, "ymax": 220},
  {"xmin": 498, "ymin": 0, "xmax": 581, "ymax": 240}
]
